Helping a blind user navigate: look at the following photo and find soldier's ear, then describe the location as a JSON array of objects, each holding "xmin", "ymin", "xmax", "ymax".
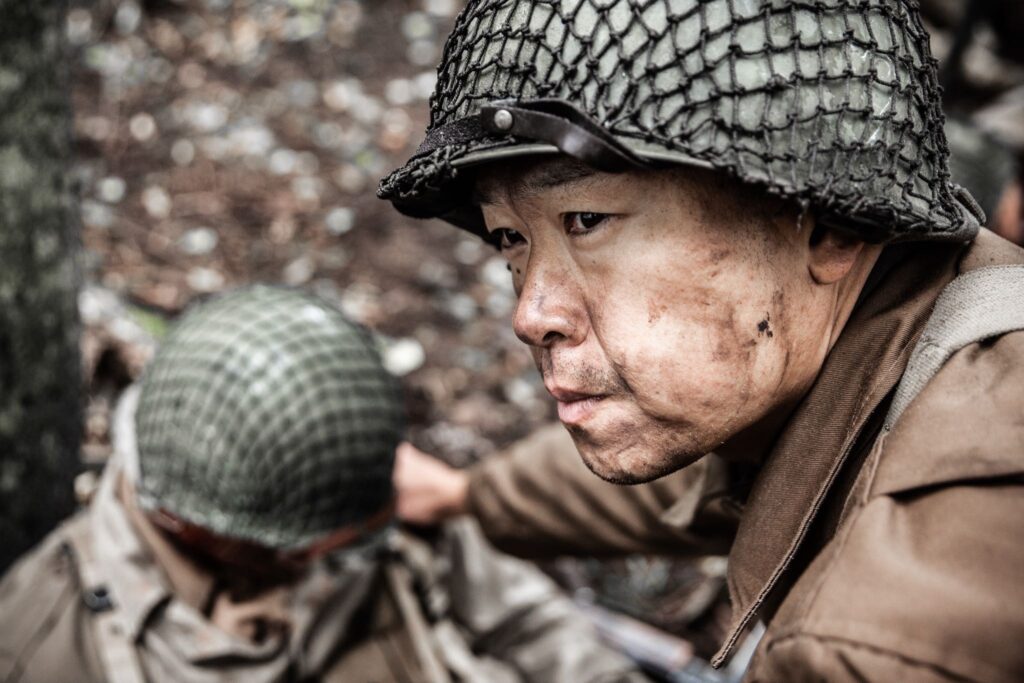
[{"xmin": 806, "ymin": 224, "xmax": 866, "ymax": 285}]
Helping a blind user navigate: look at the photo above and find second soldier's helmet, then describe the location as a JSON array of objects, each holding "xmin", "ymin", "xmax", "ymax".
[
  {"xmin": 380, "ymin": 0, "xmax": 984, "ymax": 243},
  {"xmin": 133, "ymin": 286, "xmax": 403, "ymax": 551}
]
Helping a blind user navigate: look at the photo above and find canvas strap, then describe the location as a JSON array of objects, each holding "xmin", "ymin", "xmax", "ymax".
[
  {"xmin": 383, "ymin": 561, "xmax": 453, "ymax": 683},
  {"xmin": 885, "ymin": 264, "xmax": 1024, "ymax": 431}
]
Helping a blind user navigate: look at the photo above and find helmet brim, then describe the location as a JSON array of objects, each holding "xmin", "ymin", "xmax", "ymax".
[
  {"xmin": 381, "ymin": 125, "xmax": 983, "ymax": 246},
  {"xmin": 382, "ymin": 137, "xmax": 721, "ymax": 241}
]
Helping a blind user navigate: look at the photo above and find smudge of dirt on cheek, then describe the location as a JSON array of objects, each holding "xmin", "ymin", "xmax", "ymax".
[
  {"xmin": 708, "ymin": 247, "xmax": 731, "ymax": 265},
  {"xmin": 647, "ymin": 298, "xmax": 669, "ymax": 325},
  {"xmin": 709, "ymin": 306, "xmax": 761, "ymax": 372},
  {"xmin": 771, "ymin": 288, "xmax": 786, "ymax": 338},
  {"xmin": 711, "ymin": 337, "xmax": 733, "ymax": 362},
  {"xmin": 643, "ymin": 280, "xmax": 756, "ymax": 368},
  {"xmin": 709, "ymin": 305, "xmax": 737, "ymax": 362}
]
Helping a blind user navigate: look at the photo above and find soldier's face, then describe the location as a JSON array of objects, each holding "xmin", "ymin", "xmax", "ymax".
[{"xmin": 478, "ymin": 158, "xmax": 866, "ymax": 483}]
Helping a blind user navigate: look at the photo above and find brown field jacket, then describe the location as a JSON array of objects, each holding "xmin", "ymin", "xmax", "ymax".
[
  {"xmin": 466, "ymin": 229, "xmax": 1024, "ymax": 683},
  {"xmin": 0, "ymin": 461, "xmax": 643, "ymax": 683}
]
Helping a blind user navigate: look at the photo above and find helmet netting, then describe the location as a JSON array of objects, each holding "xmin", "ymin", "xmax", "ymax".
[
  {"xmin": 381, "ymin": 0, "xmax": 977, "ymax": 242},
  {"xmin": 134, "ymin": 286, "xmax": 403, "ymax": 550}
]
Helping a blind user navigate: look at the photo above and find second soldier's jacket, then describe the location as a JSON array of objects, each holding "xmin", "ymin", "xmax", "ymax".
[{"xmin": 0, "ymin": 396, "xmax": 643, "ymax": 683}]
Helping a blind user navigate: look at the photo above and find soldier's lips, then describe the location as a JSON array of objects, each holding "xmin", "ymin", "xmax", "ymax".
[{"xmin": 547, "ymin": 386, "xmax": 609, "ymax": 425}]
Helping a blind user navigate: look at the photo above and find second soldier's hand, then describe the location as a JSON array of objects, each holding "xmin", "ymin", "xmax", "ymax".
[{"xmin": 393, "ymin": 442, "xmax": 470, "ymax": 525}]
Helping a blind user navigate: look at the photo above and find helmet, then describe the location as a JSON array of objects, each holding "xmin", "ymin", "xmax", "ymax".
[
  {"xmin": 133, "ymin": 285, "xmax": 403, "ymax": 550},
  {"xmin": 380, "ymin": 0, "xmax": 983, "ymax": 243}
]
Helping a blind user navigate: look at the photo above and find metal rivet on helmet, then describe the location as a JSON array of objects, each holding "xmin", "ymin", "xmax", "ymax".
[
  {"xmin": 379, "ymin": 0, "xmax": 983, "ymax": 244},
  {"xmin": 492, "ymin": 109, "xmax": 514, "ymax": 131}
]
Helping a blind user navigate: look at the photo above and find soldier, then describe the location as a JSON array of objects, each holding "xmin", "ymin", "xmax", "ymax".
[
  {"xmin": 0, "ymin": 286, "xmax": 645, "ymax": 683},
  {"xmin": 379, "ymin": 1, "xmax": 1024, "ymax": 681}
]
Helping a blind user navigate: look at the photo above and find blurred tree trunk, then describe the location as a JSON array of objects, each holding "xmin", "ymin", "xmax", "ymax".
[{"xmin": 0, "ymin": 0, "xmax": 81, "ymax": 573}]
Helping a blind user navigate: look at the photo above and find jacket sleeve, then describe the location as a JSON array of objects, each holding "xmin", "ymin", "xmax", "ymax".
[
  {"xmin": 465, "ymin": 424, "xmax": 741, "ymax": 559},
  {"xmin": 442, "ymin": 518, "xmax": 648, "ymax": 683}
]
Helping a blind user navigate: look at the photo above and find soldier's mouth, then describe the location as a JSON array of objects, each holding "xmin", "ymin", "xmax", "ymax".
[
  {"xmin": 547, "ymin": 386, "xmax": 609, "ymax": 425},
  {"xmin": 557, "ymin": 396, "xmax": 608, "ymax": 425}
]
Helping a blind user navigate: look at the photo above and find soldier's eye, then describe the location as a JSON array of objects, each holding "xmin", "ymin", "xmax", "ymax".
[
  {"xmin": 495, "ymin": 228, "xmax": 526, "ymax": 250},
  {"xmin": 564, "ymin": 212, "xmax": 609, "ymax": 234}
]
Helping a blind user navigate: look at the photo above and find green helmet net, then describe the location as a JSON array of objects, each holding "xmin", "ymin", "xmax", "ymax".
[
  {"xmin": 380, "ymin": 0, "xmax": 983, "ymax": 243},
  {"xmin": 134, "ymin": 285, "xmax": 403, "ymax": 550}
]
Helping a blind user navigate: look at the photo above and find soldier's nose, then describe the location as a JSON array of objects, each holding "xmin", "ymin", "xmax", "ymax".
[{"xmin": 512, "ymin": 262, "xmax": 586, "ymax": 349}]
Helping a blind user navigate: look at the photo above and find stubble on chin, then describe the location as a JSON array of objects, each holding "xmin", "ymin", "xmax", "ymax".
[
  {"xmin": 566, "ymin": 425, "xmax": 692, "ymax": 485},
  {"xmin": 566, "ymin": 420, "xmax": 709, "ymax": 485}
]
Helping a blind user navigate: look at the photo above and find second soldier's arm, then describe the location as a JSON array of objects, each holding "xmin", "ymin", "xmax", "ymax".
[{"xmin": 400, "ymin": 424, "xmax": 741, "ymax": 560}]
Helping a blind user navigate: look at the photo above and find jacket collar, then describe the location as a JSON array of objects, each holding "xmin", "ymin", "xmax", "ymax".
[
  {"xmin": 712, "ymin": 240, "xmax": 965, "ymax": 666},
  {"xmin": 90, "ymin": 386, "xmax": 384, "ymax": 670},
  {"xmin": 90, "ymin": 384, "xmax": 221, "ymax": 645},
  {"xmin": 89, "ymin": 461, "xmax": 383, "ymax": 669},
  {"xmin": 89, "ymin": 459, "xmax": 176, "ymax": 643}
]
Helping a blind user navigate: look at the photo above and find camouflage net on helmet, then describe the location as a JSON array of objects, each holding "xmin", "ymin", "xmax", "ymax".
[
  {"xmin": 381, "ymin": 0, "xmax": 980, "ymax": 242},
  {"xmin": 134, "ymin": 286, "xmax": 403, "ymax": 550}
]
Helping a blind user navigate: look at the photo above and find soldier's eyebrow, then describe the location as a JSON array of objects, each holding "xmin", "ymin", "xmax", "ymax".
[
  {"xmin": 475, "ymin": 160, "xmax": 596, "ymax": 205},
  {"xmin": 472, "ymin": 183, "xmax": 498, "ymax": 206},
  {"xmin": 520, "ymin": 162, "xmax": 595, "ymax": 194}
]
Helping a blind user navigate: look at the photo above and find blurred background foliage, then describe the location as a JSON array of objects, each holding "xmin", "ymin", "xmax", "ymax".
[{"xmin": 67, "ymin": 0, "xmax": 549, "ymax": 470}]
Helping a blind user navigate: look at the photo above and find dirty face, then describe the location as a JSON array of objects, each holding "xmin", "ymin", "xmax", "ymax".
[{"xmin": 478, "ymin": 158, "xmax": 868, "ymax": 483}]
